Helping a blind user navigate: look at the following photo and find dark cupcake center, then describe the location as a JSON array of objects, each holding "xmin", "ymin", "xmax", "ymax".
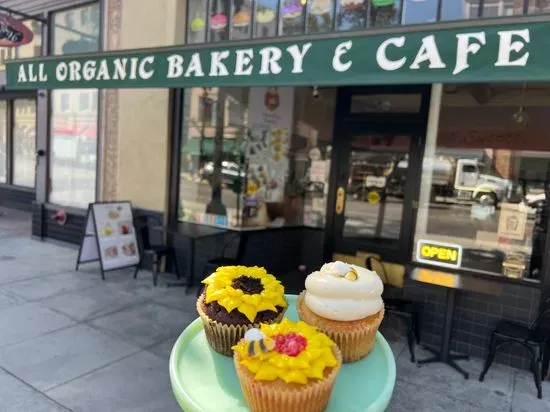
[{"xmin": 232, "ymin": 276, "xmax": 263, "ymax": 295}]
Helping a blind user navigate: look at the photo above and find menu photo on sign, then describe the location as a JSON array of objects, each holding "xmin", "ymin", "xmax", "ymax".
[{"xmin": 76, "ymin": 201, "xmax": 140, "ymax": 279}]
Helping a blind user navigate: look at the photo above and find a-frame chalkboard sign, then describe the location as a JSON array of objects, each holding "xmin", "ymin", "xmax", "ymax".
[{"xmin": 75, "ymin": 201, "xmax": 140, "ymax": 280}]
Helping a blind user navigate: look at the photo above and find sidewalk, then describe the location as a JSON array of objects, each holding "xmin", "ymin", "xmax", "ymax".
[{"xmin": 0, "ymin": 209, "xmax": 547, "ymax": 411}]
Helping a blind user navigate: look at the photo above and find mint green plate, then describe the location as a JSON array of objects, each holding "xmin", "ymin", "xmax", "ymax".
[{"xmin": 170, "ymin": 295, "xmax": 396, "ymax": 412}]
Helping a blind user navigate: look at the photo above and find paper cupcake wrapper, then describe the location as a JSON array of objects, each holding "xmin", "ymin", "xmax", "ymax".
[
  {"xmin": 196, "ymin": 294, "xmax": 287, "ymax": 357},
  {"xmin": 234, "ymin": 346, "xmax": 342, "ymax": 412},
  {"xmin": 297, "ymin": 292, "xmax": 384, "ymax": 363}
]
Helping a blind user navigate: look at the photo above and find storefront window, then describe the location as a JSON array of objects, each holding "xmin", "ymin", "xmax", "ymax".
[
  {"xmin": 255, "ymin": 0, "xmax": 278, "ymax": 37},
  {"xmin": 414, "ymin": 84, "xmax": 550, "ymax": 281},
  {"xmin": 336, "ymin": 0, "xmax": 368, "ymax": 31},
  {"xmin": 369, "ymin": 0, "xmax": 401, "ymax": 27},
  {"xmin": 49, "ymin": 3, "xmax": 100, "ymax": 207},
  {"xmin": 232, "ymin": 0, "xmax": 254, "ymax": 39},
  {"xmin": 0, "ymin": 102, "xmax": 6, "ymax": 184},
  {"xmin": 480, "ymin": 0, "xmax": 523, "ymax": 17},
  {"xmin": 401, "ymin": 0, "xmax": 438, "ymax": 24},
  {"xmin": 526, "ymin": 0, "xmax": 550, "ymax": 14},
  {"xmin": 440, "ymin": 0, "xmax": 474, "ymax": 20},
  {"xmin": 209, "ymin": 0, "xmax": 230, "ymax": 42},
  {"xmin": 179, "ymin": 86, "xmax": 336, "ymax": 229},
  {"xmin": 12, "ymin": 99, "xmax": 36, "ymax": 188},
  {"xmin": 281, "ymin": 0, "xmax": 305, "ymax": 35},
  {"xmin": 307, "ymin": 0, "xmax": 335, "ymax": 33},
  {"xmin": 187, "ymin": 1, "xmax": 208, "ymax": 43}
]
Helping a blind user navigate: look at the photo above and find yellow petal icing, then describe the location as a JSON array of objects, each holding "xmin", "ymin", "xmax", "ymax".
[
  {"xmin": 232, "ymin": 318, "xmax": 338, "ymax": 384},
  {"xmin": 201, "ymin": 266, "xmax": 286, "ymax": 322}
]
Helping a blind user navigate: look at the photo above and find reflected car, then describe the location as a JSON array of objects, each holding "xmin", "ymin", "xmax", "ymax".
[{"xmin": 200, "ymin": 161, "xmax": 245, "ymax": 186}]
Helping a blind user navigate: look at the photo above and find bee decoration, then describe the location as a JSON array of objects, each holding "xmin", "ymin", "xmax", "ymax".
[
  {"xmin": 244, "ymin": 328, "xmax": 275, "ymax": 357},
  {"xmin": 345, "ymin": 268, "xmax": 359, "ymax": 281}
]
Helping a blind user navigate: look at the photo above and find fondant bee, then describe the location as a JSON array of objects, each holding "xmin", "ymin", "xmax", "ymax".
[{"xmin": 244, "ymin": 328, "xmax": 275, "ymax": 357}]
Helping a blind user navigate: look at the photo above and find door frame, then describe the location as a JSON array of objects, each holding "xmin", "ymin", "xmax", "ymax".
[{"xmin": 323, "ymin": 85, "xmax": 431, "ymax": 264}]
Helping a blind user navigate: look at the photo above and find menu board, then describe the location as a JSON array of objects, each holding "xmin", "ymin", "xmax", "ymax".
[{"xmin": 76, "ymin": 201, "xmax": 140, "ymax": 278}]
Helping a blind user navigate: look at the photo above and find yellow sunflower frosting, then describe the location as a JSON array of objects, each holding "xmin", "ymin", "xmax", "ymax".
[
  {"xmin": 232, "ymin": 318, "xmax": 338, "ymax": 384},
  {"xmin": 202, "ymin": 266, "xmax": 287, "ymax": 323}
]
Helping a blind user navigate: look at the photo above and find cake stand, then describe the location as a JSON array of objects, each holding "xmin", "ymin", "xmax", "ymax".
[{"xmin": 170, "ymin": 295, "xmax": 396, "ymax": 412}]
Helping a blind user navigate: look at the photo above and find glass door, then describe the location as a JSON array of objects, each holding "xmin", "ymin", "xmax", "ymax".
[{"xmin": 325, "ymin": 86, "xmax": 430, "ymax": 263}]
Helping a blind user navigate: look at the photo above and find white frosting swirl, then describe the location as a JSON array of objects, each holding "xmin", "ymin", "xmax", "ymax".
[{"xmin": 304, "ymin": 261, "xmax": 384, "ymax": 321}]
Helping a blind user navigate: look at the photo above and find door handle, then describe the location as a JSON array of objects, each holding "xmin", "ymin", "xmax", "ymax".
[{"xmin": 335, "ymin": 186, "xmax": 346, "ymax": 215}]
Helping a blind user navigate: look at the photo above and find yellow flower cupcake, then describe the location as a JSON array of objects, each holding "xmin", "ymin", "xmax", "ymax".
[
  {"xmin": 197, "ymin": 266, "xmax": 287, "ymax": 356},
  {"xmin": 297, "ymin": 261, "xmax": 385, "ymax": 363},
  {"xmin": 232, "ymin": 318, "xmax": 342, "ymax": 412}
]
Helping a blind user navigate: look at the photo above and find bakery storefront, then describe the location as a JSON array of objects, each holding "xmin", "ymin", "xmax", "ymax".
[{"xmin": 8, "ymin": 16, "xmax": 550, "ymax": 373}]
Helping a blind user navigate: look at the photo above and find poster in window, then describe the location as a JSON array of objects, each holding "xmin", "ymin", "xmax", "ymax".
[
  {"xmin": 247, "ymin": 87, "xmax": 294, "ymax": 203},
  {"xmin": 497, "ymin": 203, "xmax": 527, "ymax": 241}
]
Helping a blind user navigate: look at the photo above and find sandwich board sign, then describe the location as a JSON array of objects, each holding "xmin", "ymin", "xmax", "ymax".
[{"xmin": 76, "ymin": 201, "xmax": 140, "ymax": 279}]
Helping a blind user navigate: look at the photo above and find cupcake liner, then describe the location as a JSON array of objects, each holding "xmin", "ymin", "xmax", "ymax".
[
  {"xmin": 234, "ymin": 346, "xmax": 342, "ymax": 412},
  {"xmin": 296, "ymin": 292, "xmax": 384, "ymax": 363},
  {"xmin": 196, "ymin": 294, "xmax": 287, "ymax": 357}
]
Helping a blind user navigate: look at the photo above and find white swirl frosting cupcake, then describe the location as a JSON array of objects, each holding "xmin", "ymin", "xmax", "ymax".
[{"xmin": 297, "ymin": 261, "xmax": 385, "ymax": 363}]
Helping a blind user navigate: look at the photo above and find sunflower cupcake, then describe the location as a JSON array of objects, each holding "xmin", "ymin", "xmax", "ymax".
[
  {"xmin": 297, "ymin": 261, "xmax": 384, "ymax": 363},
  {"xmin": 197, "ymin": 266, "xmax": 287, "ymax": 356},
  {"xmin": 232, "ymin": 318, "xmax": 342, "ymax": 412}
]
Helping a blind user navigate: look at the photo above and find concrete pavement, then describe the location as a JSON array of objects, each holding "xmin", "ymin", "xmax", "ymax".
[{"xmin": 0, "ymin": 207, "xmax": 547, "ymax": 411}]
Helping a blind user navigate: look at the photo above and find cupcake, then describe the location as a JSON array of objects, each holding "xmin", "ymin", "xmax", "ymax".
[
  {"xmin": 297, "ymin": 261, "xmax": 384, "ymax": 363},
  {"xmin": 197, "ymin": 266, "xmax": 287, "ymax": 356},
  {"xmin": 232, "ymin": 318, "xmax": 342, "ymax": 412}
]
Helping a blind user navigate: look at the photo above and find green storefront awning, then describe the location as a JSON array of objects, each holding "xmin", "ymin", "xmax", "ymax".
[
  {"xmin": 182, "ymin": 138, "xmax": 246, "ymax": 156},
  {"xmin": 6, "ymin": 17, "xmax": 550, "ymax": 90}
]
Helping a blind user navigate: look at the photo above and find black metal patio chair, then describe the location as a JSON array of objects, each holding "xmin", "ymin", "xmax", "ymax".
[
  {"xmin": 133, "ymin": 214, "xmax": 181, "ymax": 287},
  {"xmin": 479, "ymin": 297, "xmax": 550, "ymax": 399},
  {"xmin": 366, "ymin": 256, "xmax": 420, "ymax": 363}
]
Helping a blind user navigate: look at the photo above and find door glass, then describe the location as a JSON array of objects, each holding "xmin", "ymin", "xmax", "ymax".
[{"xmin": 343, "ymin": 134, "xmax": 410, "ymax": 240}]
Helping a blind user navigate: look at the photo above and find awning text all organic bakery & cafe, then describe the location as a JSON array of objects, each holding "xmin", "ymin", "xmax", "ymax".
[{"xmin": 6, "ymin": 19, "xmax": 550, "ymax": 90}]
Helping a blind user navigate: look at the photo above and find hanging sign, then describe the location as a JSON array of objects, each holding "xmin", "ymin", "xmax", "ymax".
[
  {"xmin": 6, "ymin": 20, "xmax": 550, "ymax": 89},
  {"xmin": 416, "ymin": 239, "xmax": 462, "ymax": 269},
  {"xmin": 76, "ymin": 201, "xmax": 140, "ymax": 279},
  {"xmin": 0, "ymin": 14, "xmax": 34, "ymax": 47}
]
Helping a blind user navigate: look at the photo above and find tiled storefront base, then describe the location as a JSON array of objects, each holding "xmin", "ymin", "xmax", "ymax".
[{"xmin": 403, "ymin": 279, "xmax": 541, "ymax": 370}]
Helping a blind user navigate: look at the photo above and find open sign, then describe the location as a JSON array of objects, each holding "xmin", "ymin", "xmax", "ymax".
[
  {"xmin": 416, "ymin": 240, "xmax": 462, "ymax": 269},
  {"xmin": 0, "ymin": 14, "xmax": 34, "ymax": 47}
]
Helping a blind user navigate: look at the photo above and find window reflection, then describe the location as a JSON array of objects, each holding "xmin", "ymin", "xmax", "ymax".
[
  {"xmin": 13, "ymin": 99, "xmax": 36, "ymax": 188},
  {"xmin": 527, "ymin": 0, "xmax": 550, "ymax": 14},
  {"xmin": 369, "ymin": 0, "xmax": 401, "ymax": 27},
  {"xmin": 337, "ymin": 0, "xmax": 367, "ymax": 31},
  {"xmin": 401, "ymin": 0, "xmax": 437, "ymax": 24},
  {"xmin": 232, "ymin": 0, "xmax": 253, "ymax": 40},
  {"xmin": 281, "ymin": 0, "xmax": 305, "ymax": 36},
  {"xmin": 414, "ymin": 84, "xmax": 550, "ymax": 281},
  {"xmin": 307, "ymin": 0, "xmax": 335, "ymax": 33},
  {"xmin": 0, "ymin": 20, "xmax": 42, "ymax": 71},
  {"xmin": 0, "ymin": 102, "xmax": 6, "ymax": 184},
  {"xmin": 255, "ymin": 0, "xmax": 278, "ymax": 37},
  {"xmin": 187, "ymin": 0, "xmax": 207, "ymax": 43},
  {"xmin": 210, "ymin": 0, "xmax": 230, "ymax": 42}
]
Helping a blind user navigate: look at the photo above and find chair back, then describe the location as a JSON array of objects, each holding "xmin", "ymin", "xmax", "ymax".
[
  {"xmin": 219, "ymin": 232, "xmax": 246, "ymax": 263},
  {"xmin": 530, "ymin": 297, "xmax": 550, "ymax": 337},
  {"xmin": 133, "ymin": 214, "xmax": 164, "ymax": 251},
  {"xmin": 365, "ymin": 255, "xmax": 390, "ymax": 284}
]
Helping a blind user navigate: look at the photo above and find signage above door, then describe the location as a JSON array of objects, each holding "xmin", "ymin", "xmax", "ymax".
[
  {"xmin": 0, "ymin": 13, "xmax": 33, "ymax": 47},
  {"xmin": 5, "ymin": 19, "xmax": 550, "ymax": 90}
]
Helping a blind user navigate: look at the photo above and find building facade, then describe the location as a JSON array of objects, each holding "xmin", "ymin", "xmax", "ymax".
[{"xmin": 2, "ymin": 0, "xmax": 550, "ymax": 374}]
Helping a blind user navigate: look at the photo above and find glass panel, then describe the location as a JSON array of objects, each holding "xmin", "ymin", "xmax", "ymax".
[
  {"xmin": 307, "ymin": 0, "xmax": 335, "ymax": 33},
  {"xmin": 413, "ymin": 83, "xmax": 550, "ymax": 281},
  {"xmin": 50, "ymin": 90, "xmax": 98, "ymax": 206},
  {"xmin": 343, "ymin": 134, "xmax": 410, "ymax": 240},
  {"xmin": 179, "ymin": 86, "xmax": 337, "ymax": 229},
  {"xmin": 12, "ymin": 99, "xmax": 36, "ymax": 187},
  {"xmin": 527, "ymin": 0, "xmax": 550, "ymax": 14},
  {"xmin": 350, "ymin": 94, "xmax": 422, "ymax": 114},
  {"xmin": 187, "ymin": 0, "xmax": 208, "ymax": 43},
  {"xmin": 281, "ymin": 0, "xmax": 305, "ymax": 36},
  {"xmin": 481, "ymin": 0, "xmax": 524, "ymax": 16},
  {"xmin": 401, "ymin": 0, "xmax": 438, "ymax": 24},
  {"xmin": 0, "ymin": 20, "xmax": 42, "ymax": 72},
  {"xmin": 369, "ymin": 0, "xmax": 401, "ymax": 27},
  {"xmin": 232, "ymin": 0, "xmax": 253, "ymax": 40},
  {"xmin": 441, "ymin": 0, "xmax": 480, "ymax": 20},
  {"xmin": 209, "ymin": 0, "xmax": 230, "ymax": 42},
  {"xmin": 0, "ymin": 101, "xmax": 6, "ymax": 183},
  {"xmin": 52, "ymin": 3, "xmax": 100, "ymax": 54},
  {"xmin": 255, "ymin": 0, "xmax": 278, "ymax": 37},
  {"xmin": 336, "ymin": 0, "xmax": 367, "ymax": 31}
]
